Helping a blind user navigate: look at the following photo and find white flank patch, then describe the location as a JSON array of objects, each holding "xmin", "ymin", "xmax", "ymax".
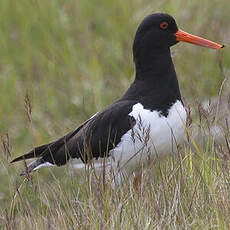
[
  {"xmin": 32, "ymin": 162, "xmax": 54, "ymax": 172},
  {"xmin": 71, "ymin": 100, "xmax": 187, "ymax": 186},
  {"xmin": 109, "ymin": 100, "xmax": 187, "ymax": 174}
]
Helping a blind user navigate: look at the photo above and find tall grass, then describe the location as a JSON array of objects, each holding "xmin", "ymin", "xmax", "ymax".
[{"xmin": 0, "ymin": 0, "xmax": 230, "ymax": 229}]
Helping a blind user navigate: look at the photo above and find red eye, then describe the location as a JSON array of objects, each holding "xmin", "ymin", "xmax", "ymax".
[{"xmin": 160, "ymin": 21, "xmax": 168, "ymax": 30}]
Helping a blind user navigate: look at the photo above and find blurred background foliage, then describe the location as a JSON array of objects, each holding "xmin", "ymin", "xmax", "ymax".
[{"xmin": 0, "ymin": 0, "xmax": 230, "ymax": 226}]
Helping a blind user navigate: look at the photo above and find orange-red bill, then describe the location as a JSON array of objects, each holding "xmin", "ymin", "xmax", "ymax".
[{"xmin": 175, "ymin": 29, "xmax": 224, "ymax": 50}]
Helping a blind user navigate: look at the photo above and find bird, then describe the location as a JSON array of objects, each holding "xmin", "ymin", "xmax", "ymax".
[{"xmin": 11, "ymin": 13, "xmax": 224, "ymax": 186}]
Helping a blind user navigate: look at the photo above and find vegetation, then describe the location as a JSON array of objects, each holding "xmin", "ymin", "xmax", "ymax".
[{"xmin": 0, "ymin": 0, "xmax": 230, "ymax": 229}]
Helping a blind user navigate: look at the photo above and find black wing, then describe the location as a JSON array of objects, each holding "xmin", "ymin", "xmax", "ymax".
[{"xmin": 11, "ymin": 99, "xmax": 136, "ymax": 168}]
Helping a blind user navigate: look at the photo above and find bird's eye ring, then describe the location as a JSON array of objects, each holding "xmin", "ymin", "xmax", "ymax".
[{"xmin": 160, "ymin": 21, "xmax": 168, "ymax": 30}]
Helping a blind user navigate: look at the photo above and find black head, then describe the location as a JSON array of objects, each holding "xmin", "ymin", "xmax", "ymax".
[
  {"xmin": 133, "ymin": 13, "xmax": 178, "ymax": 51},
  {"xmin": 133, "ymin": 13, "xmax": 223, "ymax": 74},
  {"xmin": 133, "ymin": 13, "xmax": 179, "ymax": 73}
]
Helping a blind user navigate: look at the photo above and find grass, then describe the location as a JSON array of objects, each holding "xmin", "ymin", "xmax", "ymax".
[{"xmin": 0, "ymin": 0, "xmax": 230, "ymax": 229}]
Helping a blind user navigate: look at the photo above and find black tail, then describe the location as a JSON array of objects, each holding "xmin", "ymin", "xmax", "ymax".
[
  {"xmin": 10, "ymin": 143, "xmax": 51, "ymax": 163},
  {"xmin": 10, "ymin": 119, "xmax": 89, "ymax": 173}
]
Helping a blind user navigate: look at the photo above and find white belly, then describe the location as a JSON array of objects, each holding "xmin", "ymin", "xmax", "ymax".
[
  {"xmin": 70, "ymin": 100, "xmax": 187, "ymax": 186},
  {"xmin": 110, "ymin": 100, "xmax": 187, "ymax": 172}
]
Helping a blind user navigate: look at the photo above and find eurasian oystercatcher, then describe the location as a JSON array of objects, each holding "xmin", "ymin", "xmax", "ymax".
[{"xmin": 11, "ymin": 13, "xmax": 224, "ymax": 185}]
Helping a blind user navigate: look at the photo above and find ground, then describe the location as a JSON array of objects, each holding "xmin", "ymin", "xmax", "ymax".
[{"xmin": 0, "ymin": 0, "xmax": 230, "ymax": 229}]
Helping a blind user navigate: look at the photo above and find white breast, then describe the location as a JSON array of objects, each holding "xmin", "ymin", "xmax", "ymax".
[{"xmin": 110, "ymin": 100, "xmax": 187, "ymax": 172}]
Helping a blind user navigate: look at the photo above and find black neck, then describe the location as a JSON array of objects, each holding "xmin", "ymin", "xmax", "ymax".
[{"xmin": 122, "ymin": 48, "xmax": 182, "ymax": 116}]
